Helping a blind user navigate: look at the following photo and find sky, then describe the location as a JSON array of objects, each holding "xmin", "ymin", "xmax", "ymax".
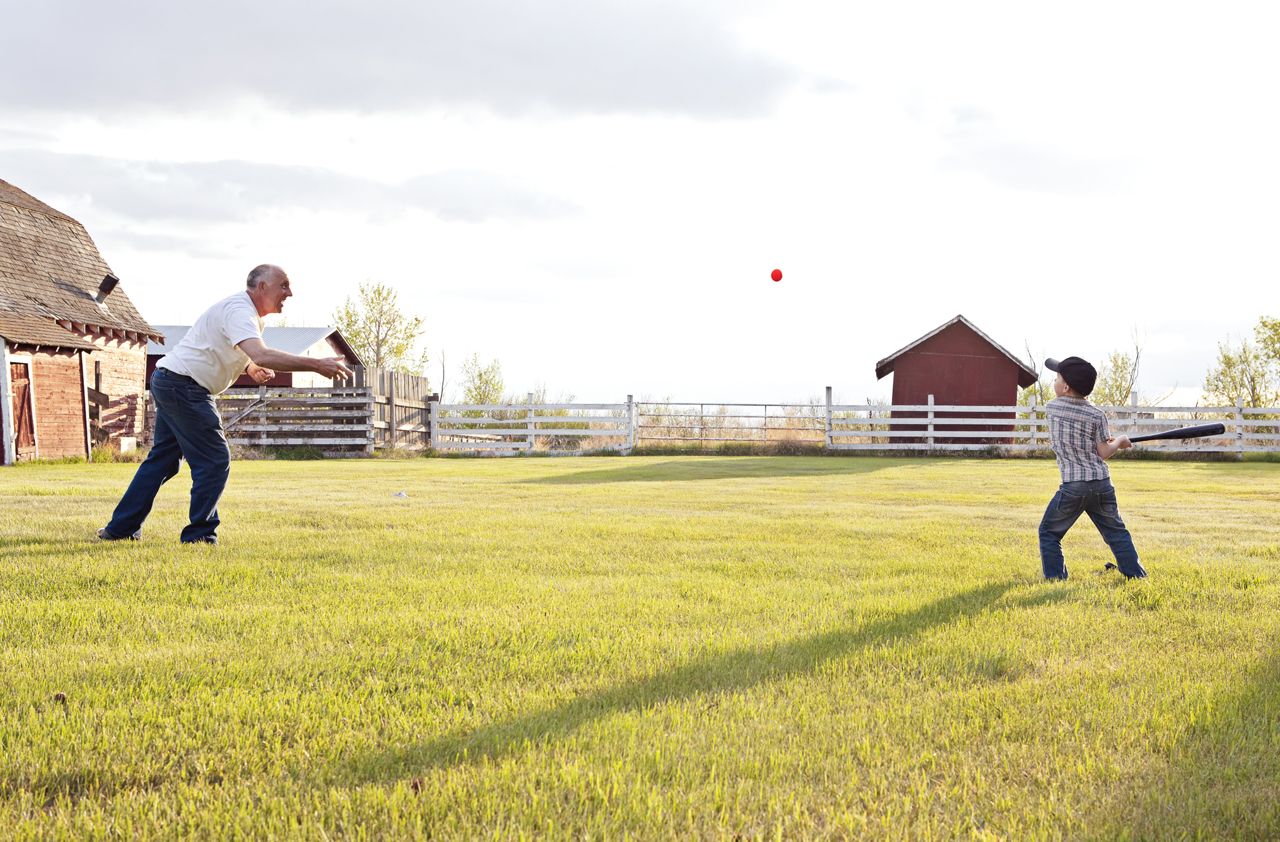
[{"xmin": 2, "ymin": 1, "xmax": 1276, "ymax": 404}]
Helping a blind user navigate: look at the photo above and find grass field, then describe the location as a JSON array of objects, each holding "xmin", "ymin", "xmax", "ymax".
[{"xmin": 2, "ymin": 456, "xmax": 1279, "ymax": 839}]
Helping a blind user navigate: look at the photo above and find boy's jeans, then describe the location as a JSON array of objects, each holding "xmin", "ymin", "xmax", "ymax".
[
  {"xmin": 104, "ymin": 367, "xmax": 230, "ymax": 544},
  {"xmin": 1039, "ymin": 479, "xmax": 1146, "ymax": 580}
]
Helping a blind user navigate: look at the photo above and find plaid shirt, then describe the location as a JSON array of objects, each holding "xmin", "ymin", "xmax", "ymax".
[{"xmin": 1046, "ymin": 396, "xmax": 1111, "ymax": 482}]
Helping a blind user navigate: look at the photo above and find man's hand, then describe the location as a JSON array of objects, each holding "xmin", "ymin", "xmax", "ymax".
[
  {"xmin": 238, "ymin": 338, "xmax": 353, "ymax": 380},
  {"xmin": 315, "ymin": 356, "xmax": 353, "ymax": 380},
  {"xmin": 246, "ymin": 363, "xmax": 276, "ymax": 384}
]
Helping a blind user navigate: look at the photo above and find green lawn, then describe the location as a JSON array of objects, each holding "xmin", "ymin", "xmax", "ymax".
[{"xmin": 2, "ymin": 456, "xmax": 1278, "ymax": 839}]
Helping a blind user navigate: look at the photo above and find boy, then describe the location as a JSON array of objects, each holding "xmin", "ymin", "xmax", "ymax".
[{"xmin": 1039, "ymin": 356, "xmax": 1147, "ymax": 580}]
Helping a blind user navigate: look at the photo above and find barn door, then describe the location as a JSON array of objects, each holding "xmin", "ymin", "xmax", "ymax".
[{"xmin": 9, "ymin": 361, "xmax": 36, "ymax": 460}]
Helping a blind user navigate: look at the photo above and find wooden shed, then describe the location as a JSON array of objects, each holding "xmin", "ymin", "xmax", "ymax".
[
  {"xmin": 1, "ymin": 178, "xmax": 162, "ymax": 464},
  {"xmin": 147, "ymin": 326, "xmax": 363, "ymax": 388},
  {"xmin": 874, "ymin": 314, "xmax": 1038, "ymax": 443}
]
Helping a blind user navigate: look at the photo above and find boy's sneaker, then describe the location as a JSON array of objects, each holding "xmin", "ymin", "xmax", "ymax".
[
  {"xmin": 1104, "ymin": 562, "xmax": 1118, "ymax": 572},
  {"xmin": 97, "ymin": 527, "xmax": 141, "ymax": 541}
]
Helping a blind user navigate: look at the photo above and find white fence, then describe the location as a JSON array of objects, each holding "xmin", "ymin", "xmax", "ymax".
[
  {"xmin": 430, "ymin": 397, "xmax": 635, "ymax": 454},
  {"xmin": 823, "ymin": 388, "xmax": 1277, "ymax": 454},
  {"xmin": 430, "ymin": 389, "xmax": 1280, "ymax": 455}
]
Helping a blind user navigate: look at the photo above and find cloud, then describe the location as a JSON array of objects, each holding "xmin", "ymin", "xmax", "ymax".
[
  {"xmin": 92, "ymin": 229, "xmax": 240, "ymax": 260},
  {"xmin": 940, "ymin": 107, "xmax": 1134, "ymax": 194},
  {"xmin": 0, "ymin": 1, "xmax": 794, "ymax": 118},
  {"xmin": 0, "ymin": 149, "xmax": 577, "ymax": 224}
]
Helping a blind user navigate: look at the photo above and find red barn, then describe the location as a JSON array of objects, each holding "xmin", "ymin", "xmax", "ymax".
[
  {"xmin": 874, "ymin": 315, "xmax": 1038, "ymax": 444},
  {"xmin": 1, "ymin": 178, "xmax": 162, "ymax": 464}
]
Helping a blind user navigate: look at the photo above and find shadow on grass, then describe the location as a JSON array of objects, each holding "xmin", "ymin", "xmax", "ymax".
[
  {"xmin": 1099, "ymin": 646, "xmax": 1280, "ymax": 837},
  {"xmin": 522, "ymin": 457, "xmax": 897, "ymax": 485},
  {"xmin": 346, "ymin": 581, "xmax": 1014, "ymax": 783}
]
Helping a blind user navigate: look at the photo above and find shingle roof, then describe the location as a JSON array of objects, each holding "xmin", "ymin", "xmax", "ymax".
[
  {"xmin": 0, "ymin": 311, "xmax": 97, "ymax": 350},
  {"xmin": 0, "ymin": 177, "xmax": 161, "ymax": 346}
]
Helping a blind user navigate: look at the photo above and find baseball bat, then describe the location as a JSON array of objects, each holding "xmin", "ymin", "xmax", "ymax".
[{"xmin": 1128, "ymin": 422, "xmax": 1226, "ymax": 443}]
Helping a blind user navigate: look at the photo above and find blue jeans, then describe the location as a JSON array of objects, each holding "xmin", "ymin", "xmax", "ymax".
[
  {"xmin": 1039, "ymin": 479, "xmax": 1146, "ymax": 580},
  {"xmin": 105, "ymin": 367, "xmax": 230, "ymax": 543}
]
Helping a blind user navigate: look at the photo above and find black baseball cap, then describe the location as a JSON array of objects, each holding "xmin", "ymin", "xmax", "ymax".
[{"xmin": 1045, "ymin": 356, "xmax": 1097, "ymax": 396}]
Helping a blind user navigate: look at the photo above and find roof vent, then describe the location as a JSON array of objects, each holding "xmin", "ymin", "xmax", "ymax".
[{"xmin": 95, "ymin": 274, "xmax": 119, "ymax": 304}]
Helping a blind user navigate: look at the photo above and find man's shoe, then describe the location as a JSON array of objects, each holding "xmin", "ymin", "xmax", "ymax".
[
  {"xmin": 181, "ymin": 536, "xmax": 218, "ymax": 545},
  {"xmin": 1104, "ymin": 562, "xmax": 1118, "ymax": 572},
  {"xmin": 97, "ymin": 527, "xmax": 141, "ymax": 541}
]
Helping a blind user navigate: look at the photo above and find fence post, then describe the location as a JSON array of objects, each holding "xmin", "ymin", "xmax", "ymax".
[
  {"xmin": 1236, "ymin": 400, "xmax": 1245, "ymax": 457},
  {"xmin": 1130, "ymin": 391, "xmax": 1139, "ymax": 437},
  {"xmin": 388, "ymin": 376, "xmax": 398, "ymax": 450},
  {"xmin": 927, "ymin": 394, "xmax": 935, "ymax": 449},
  {"xmin": 825, "ymin": 386, "xmax": 833, "ymax": 450},
  {"xmin": 429, "ymin": 394, "xmax": 439, "ymax": 450},
  {"xmin": 365, "ymin": 376, "xmax": 376, "ymax": 456},
  {"xmin": 527, "ymin": 392, "xmax": 535, "ymax": 450},
  {"xmin": 625, "ymin": 394, "xmax": 635, "ymax": 452},
  {"xmin": 1028, "ymin": 394, "xmax": 1038, "ymax": 448},
  {"xmin": 257, "ymin": 384, "xmax": 267, "ymax": 447}
]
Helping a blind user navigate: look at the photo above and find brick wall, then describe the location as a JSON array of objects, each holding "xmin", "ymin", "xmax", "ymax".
[
  {"xmin": 30, "ymin": 349, "xmax": 87, "ymax": 459},
  {"xmin": 82, "ymin": 335, "xmax": 147, "ymax": 439}
]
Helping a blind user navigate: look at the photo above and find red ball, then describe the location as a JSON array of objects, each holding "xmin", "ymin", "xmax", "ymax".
[{"xmin": 770, "ymin": 268, "xmax": 783, "ymax": 282}]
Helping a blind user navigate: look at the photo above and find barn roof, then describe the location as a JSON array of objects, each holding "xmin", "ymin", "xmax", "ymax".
[
  {"xmin": 0, "ymin": 178, "xmax": 162, "ymax": 347},
  {"xmin": 875, "ymin": 314, "xmax": 1039, "ymax": 387},
  {"xmin": 0, "ymin": 309, "xmax": 97, "ymax": 350},
  {"xmin": 149, "ymin": 325, "xmax": 363, "ymax": 366}
]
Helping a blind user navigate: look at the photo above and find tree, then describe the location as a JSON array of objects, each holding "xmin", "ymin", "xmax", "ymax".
[
  {"xmin": 1256, "ymin": 316, "xmax": 1280, "ymax": 364},
  {"xmin": 1020, "ymin": 340, "xmax": 1145, "ymax": 407},
  {"xmin": 332, "ymin": 281, "xmax": 429, "ymax": 377},
  {"xmin": 1092, "ymin": 344, "xmax": 1141, "ymax": 407},
  {"xmin": 460, "ymin": 354, "xmax": 504, "ymax": 406},
  {"xmin": 1203, "ymin": 337, "xmax": 1279, "ymax": 408},
  {"xmin": 1017, "ymin": 343, "xmax": 1052, "ymax": 407}
]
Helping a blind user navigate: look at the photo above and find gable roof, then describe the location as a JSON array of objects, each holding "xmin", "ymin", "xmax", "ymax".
[
  {"xmin": 0, "ymin": 178, "xmax": 161, "ymax": 347},
  {"xmin": 149, "ymin": 325, "xmax": 363, "ymax": 366},
  {"xmin": 874, "ymin": 314, "xmax": 1039, "ymax": 387}
]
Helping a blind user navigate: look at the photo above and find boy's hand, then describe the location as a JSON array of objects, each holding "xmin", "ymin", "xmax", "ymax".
[{"xmin": 1113, "ymin": 435, "xmax": 1133, "ymax": 450}]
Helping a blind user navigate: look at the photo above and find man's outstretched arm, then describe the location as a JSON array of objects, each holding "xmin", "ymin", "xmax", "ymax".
[{"xmin": 237, "ymin": 338, "xmax": 352, "ymax": 379}]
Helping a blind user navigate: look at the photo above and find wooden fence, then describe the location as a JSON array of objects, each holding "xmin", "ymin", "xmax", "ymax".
[
  {"xmin": 145, "ymin": 367, "xmax": 438, "ymax": 456},
  {"xmin": 352, "ymin": 366, "xmax": 437, "ymax": 452},
  {"xmin": 216, "ymin": 385, "xmax": 374, "ymax": 455}
]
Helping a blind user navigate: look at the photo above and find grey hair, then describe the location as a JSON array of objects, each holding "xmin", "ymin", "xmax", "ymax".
[{"xmin": 246, "ymin": 264, "xmax": 281, "ymax": 289}]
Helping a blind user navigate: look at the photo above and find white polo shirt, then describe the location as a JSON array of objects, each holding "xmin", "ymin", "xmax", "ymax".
[{"xmin": 157, "ymin": 291, "xmax": 264, "ymax": 395}]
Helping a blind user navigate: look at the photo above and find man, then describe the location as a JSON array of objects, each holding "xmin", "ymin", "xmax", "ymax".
[{"xmin": 98, "ymin": 265, "xmax": 352, "ymax": 544}]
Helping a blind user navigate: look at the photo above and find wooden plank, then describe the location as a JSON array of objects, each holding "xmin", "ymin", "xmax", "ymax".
[
  {"xmin": 637, "ymin": 435, "xmax": 823, "ymax": 443},
  {"xmin": 221, "ymin": 387, "xmax": 370, "ymax": 397},
  {"xmin": 221, "ymin": 409, "xmax": 369, "ymax": 419},
  {"xmin": 442, "ymin": 403, "xmax": 624, "ymax": 412},
  {"xmin": 234, "ymin": 424, "xmax": 374, "ymax": 433},
  {"xmin": 226, "ymin": 437, "xmax": 370, "ymax": 445},
  {"xmin": 219, "ymin": 397, "xmax": 371, "ymax": 407},
  {"xmin": 831, "ymin": 417, "xmax": 1047, "ymax": 428},
  {"xmin": 831, "ymin": 404, "xmax": 1028, "ymax": 413},
  {"xmin": 370, "ymin": 395, "xmax": 432, "ymax": 407},
  {"xmin": 827, "ymin": 443, "xmax": 1042, "ymax": 451},
  {"xmin": 436, "ymin": 427, "xmax": 626, "ymax": 436},
  {"xmin": 434, "ymin": 441, "xmax": 532, "ymax": 450},
  {"xmin": 436, "ymin": 415, "xmax": 627, "ymax": 426}
]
